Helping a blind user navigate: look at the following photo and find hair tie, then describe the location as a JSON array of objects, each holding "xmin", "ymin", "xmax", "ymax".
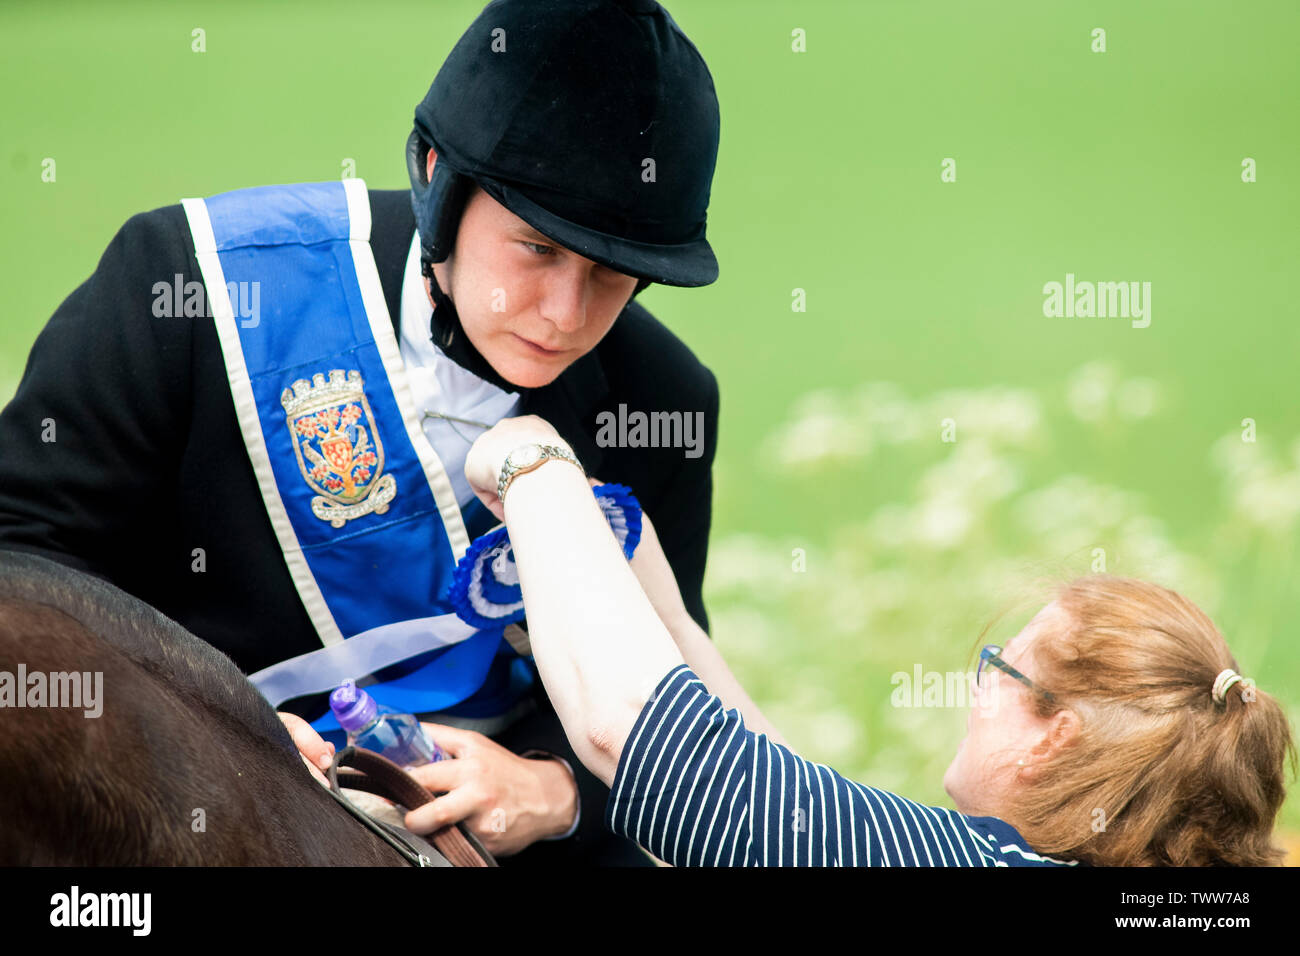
[{"xmin": 1212, "ymin": 668, "xmax": 1246, "ymax": 705}]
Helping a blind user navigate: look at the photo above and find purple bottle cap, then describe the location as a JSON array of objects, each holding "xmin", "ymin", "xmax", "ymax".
[{"xmin": 329, "ymin": 679, "xmax": 377, "ymax": 733}]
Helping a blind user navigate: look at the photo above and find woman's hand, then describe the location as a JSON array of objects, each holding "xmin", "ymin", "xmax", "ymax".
[{"xmin": 464, "ymin": 415, "xmax": 565, "ymax": 521}]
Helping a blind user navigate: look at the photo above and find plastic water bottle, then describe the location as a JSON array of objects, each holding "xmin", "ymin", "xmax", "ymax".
[{"xmin": 328, "ymin": 679, "xmax": 450, "ymax": 767}]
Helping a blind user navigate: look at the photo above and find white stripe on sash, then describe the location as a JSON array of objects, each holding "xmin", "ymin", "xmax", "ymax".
[
  {"xmin": 181, "ymin": 197, "xmax": 344, "ymax": 647},
  {"xmin": 341, "ymin": 178, "xmax": 470, "ymax": 560},
  {"xmin": 247, "ymin": 610, "xmax": 478, "ymax": 709}
]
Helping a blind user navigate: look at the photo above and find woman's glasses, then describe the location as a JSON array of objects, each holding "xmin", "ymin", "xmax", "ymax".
[{"xmin": 978, "ymin": 645, "xmax": 1056, "ymax": 704}]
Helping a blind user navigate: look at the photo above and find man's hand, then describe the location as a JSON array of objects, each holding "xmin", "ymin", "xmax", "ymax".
[
  {"xmin": 278, "ymin": 711, "xmax": 335, "ymax": 786},
  {"xmin": 403, "ymin": 723, "xmax": 578, "ymax": 857}
]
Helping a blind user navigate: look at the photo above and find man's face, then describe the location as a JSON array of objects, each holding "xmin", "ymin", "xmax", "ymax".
[{"xmin": 426, "ymin": 152, "xmax": 639, "ymax": 389}]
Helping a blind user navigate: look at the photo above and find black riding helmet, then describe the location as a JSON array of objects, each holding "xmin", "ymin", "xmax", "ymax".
[{"xmin": 406, "ymin": 0, "xmax": 722, "ymax": 304}]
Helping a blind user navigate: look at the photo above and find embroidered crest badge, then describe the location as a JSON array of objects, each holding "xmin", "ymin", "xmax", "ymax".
[{"xmin": 281, "ymin": 370, "xmax": 397, "ymax": 528}]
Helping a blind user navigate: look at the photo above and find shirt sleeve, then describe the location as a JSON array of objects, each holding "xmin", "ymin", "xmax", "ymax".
[{"xmin": 606, "ymin": 666, "xmax": 1079, "ymax": 867}]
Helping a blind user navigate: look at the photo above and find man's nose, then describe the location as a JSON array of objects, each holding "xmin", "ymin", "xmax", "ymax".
[{"xmin": 538, "ymin": 262, "xmax": 592, "ymax": 333}]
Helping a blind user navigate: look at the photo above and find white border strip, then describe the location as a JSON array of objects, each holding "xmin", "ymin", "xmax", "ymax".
[
  {"xmin": 247, "ymin": 610, "xmax": 477, "ymax": 708},
  {"xmin": 181, "ymin": 196, "xmax": 345, "ymax": 648},
  {"xmin": 343, "ymin": 177, "xmax": 470, "ymax": 559}
]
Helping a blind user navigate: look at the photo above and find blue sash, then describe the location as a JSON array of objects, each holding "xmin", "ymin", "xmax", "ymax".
[{"xmin": 181, "ymin": 179, "xmax": 531, "ymax": 733}]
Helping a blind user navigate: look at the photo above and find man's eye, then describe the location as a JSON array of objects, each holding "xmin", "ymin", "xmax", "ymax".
[{"xmin": 523, "ymin": 242, "xmax": 554, "ymax": 256}]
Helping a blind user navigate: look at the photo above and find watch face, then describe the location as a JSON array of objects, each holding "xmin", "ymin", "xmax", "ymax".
[{"xmin": 508, "ymin": 444, "xmax": 543, "ymax": 469}]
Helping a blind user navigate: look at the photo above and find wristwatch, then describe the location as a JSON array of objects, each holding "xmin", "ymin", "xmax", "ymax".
[{"xmin": 497, "ymin": 441, "xmax": 583, "ymax": 502}]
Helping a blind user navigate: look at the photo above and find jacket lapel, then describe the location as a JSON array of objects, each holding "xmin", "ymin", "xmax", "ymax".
[
  {"xmin": 368, "ymin": 193, "xmax": 415, "ymax": 341},
  {"xmin": 518, "ymin": 349, "xmax": 608, "ymax": 478}
]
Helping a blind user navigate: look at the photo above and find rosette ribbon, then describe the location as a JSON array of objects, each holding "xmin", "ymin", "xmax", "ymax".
[{"xmin": 446, "ymin": 483, "xmax": 643, "ymax": 631}]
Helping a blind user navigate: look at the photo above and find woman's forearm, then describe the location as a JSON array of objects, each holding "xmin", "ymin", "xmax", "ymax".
[
  {"xmin": 627, "ymin": 514, "xmax": 789, "ymax": 746},
  {"xmin": 660, "ymin": 611, "xmax": 789, "ymax": 748},
  {"xmin": 503, "ymin": 459, "xmax": 685, "ymax": 786}
]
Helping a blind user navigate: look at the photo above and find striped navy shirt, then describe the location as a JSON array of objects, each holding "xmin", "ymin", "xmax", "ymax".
[{"xmin": 606, "ymin": 666, "xmax": 1079, "ymax": 867}]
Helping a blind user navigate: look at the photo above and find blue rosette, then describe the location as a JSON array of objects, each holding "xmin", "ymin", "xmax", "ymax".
[
  {"xmin": 446, "ymin": 483, "xmax": 643, "ymax": 631},
  {"xmin": 592, "ymin": 482, "xmax": 642, "ymax": 560}
]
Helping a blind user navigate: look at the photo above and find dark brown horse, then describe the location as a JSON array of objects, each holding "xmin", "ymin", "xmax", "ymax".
[{"xmin": 0, "ymin": 549, "xmax": 408, "ymax": 865}]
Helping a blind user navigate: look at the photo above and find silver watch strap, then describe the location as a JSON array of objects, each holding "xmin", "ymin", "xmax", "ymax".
[{"xmin": 497, "ymin": 442, "xmax": 583, "ymax": 501}]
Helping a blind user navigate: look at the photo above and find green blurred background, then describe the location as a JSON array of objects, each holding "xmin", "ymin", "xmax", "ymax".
[{"xmin": 2, "ymin": 1, "xmax": 1297, "ymax": 851}]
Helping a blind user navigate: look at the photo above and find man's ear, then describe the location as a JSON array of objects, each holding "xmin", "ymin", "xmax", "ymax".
[{"xmin": 425, "ymin": 147, "xmax": 438, "ymax": 184}]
